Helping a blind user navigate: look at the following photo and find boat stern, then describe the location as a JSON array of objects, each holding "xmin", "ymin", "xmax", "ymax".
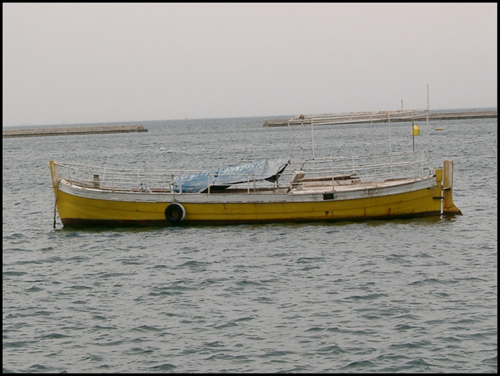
[{"xmin": 440, "ymin": 160, "xmax": 462, "ymax": 215}]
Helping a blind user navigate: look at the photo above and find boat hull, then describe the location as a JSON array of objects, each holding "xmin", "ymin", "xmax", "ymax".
[{"xmin": 53, "ymin": 179, "xmax": 443, "ymax": 227}]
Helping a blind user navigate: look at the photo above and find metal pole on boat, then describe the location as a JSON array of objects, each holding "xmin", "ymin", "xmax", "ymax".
[
  {"xmin": 426, "ymin": 85, "xmax": 430, "ymax": 153},
  {"xmin": 388, "ymin": 113, "xmax": 392, "ymax": 154},
  {"xmin": 300, "ymin": 120, "xmax": 303, "ymax": 162},
  {"xmin": 53, "ymin": 181, "xmax": 59, "ymax": 228},
  {"xmin": 53, "ymin": 201, "xmax": 57, "ymax": 228},
  {"xmin": 370, "ymin": 114, "xmax": 375, "ymax": 156},
  {"xmin": 388, "ymin": 113, "xmax": 393, "ymax": 177},
  {"xmin": 287, "ymin": 120, "xmax": 291, "ymax": 162},
  {"xmin": 412, "ymin": 120, "xmax": 415, "ymax": 152},
  {"xmin": 311, "ymin": 120, "xmax": 315, "ymax": 161}
]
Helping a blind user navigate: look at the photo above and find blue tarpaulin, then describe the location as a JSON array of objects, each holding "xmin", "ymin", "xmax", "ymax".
[{"xmin": 172, "ymin": 158, "xmax": 289, "ymax": 193}]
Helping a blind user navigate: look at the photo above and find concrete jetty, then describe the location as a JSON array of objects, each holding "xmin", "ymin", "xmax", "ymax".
[
  {"xmin": 3, "ymin": 124, "xmax": 148, "ymax": 138},
  {"xmin": 263, "ymin": 110, "xmax": 497, "ymax": 127}
]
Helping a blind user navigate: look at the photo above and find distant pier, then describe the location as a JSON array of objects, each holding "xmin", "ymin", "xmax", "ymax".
[
  {"xmin": 3, "ymin": 124, "xmax": 148, "ymax": 138},
  {"xmin": 263, "ymin": 110, "xmax": 497, "ymax": 127}
]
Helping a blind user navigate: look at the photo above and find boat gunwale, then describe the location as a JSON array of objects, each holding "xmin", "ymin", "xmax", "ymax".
[{"xmin": 56, "ymin": 173, "xmax": 438, "ymax": 205}]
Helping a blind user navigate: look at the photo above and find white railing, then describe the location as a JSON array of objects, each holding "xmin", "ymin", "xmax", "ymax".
[
  {"xmin": 56, "ymin": 162, "xmax": 284, "ymax": 192},
  {"xmin": 57, "ymin": 162, "xmax": 193, "ymax": 191},
  {"xmin": 55, "ymin": 150, "xmax": 431, "ymax": 194},
  {"xmin": 286, "ymin": 150, "xmax": 431, "ymax": 182}
]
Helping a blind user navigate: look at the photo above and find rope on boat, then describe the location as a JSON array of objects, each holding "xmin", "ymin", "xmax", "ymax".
[{"xmin": 53, "ymin": 180, "xmax": 60, "ymax": 228}]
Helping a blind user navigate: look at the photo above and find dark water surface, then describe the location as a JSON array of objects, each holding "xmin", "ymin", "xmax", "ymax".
[{"xmin": 3, "ymin": 115, "xmax": 497, "ymax": 373}]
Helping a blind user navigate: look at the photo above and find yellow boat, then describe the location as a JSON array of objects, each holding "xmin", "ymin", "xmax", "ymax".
[{"xmin": 49, "ymin": 111, "xmax": 462, "ymax": 228}]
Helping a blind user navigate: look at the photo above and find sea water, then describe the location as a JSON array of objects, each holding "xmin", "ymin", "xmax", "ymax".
[{"xmin": 2, "ymin": 115, "xmax": 497, "ymax": 373}]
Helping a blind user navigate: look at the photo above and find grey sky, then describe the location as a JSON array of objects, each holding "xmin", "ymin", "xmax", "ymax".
[{"xmin": 3, "ymin": 3, "xmax": 497, "ymax": 127}]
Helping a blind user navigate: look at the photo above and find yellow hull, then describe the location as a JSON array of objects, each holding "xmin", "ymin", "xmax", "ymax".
[{"xmin": 53, "ymin": 183, "xmax": 443, "ymax": 227}]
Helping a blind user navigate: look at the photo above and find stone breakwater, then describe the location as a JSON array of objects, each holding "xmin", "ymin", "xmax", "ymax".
[
  {"xmin": 3, "ymin": 125, "xmax": 147, "ymax": 138},
  {"xmin": 263, "ymin": 110, "xmax": 497, "ymax": 127}
]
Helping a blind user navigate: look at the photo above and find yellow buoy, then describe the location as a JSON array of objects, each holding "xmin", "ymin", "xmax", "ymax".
[{"xmin": 411, "ymin": 124, "xmax": 420, "ymax": 136}]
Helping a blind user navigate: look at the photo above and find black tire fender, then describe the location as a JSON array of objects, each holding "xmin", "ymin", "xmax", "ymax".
[{"xmin": 165, "ymin": 203, "xmax": 186, "ymax": 223}]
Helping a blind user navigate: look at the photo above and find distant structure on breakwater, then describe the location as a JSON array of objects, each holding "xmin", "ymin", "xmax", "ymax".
[
  {"xmin": 3, "ymin": 125, "xmax": 147, "ymax": 138},
  {"xmin": 263, "ymin": 110, "xmax": 497, "ymax": 127}
]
